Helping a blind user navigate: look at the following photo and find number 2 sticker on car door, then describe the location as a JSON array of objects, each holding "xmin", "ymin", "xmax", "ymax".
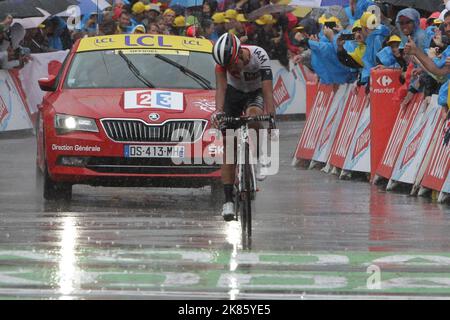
[{"xmin": 124, "ymin": 90, "xmax": 184, "ymax": 110}]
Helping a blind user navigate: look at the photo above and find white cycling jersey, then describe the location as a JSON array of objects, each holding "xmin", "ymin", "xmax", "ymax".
[{"xmin": 216, "ymin": 45, "xmax": 273, "ymax": 93}]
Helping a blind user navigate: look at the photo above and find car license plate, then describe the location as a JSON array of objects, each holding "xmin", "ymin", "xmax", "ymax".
[{"xmin": 124, "ymin": 145, "xmax": 185, "ymax": 158}]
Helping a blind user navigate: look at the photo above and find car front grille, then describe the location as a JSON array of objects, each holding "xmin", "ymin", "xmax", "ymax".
[
  {"xmin": 57, "ymin": 156, "xmax": 220, "ymax": 175},
  {"xmin": 101, "ymin": 119, "xmax": 207, "ymax": 143}
]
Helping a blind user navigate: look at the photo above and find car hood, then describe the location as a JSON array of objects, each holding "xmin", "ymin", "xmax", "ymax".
[{"xmin": 51, "ymin": 88, "xmax": 216, "ymax": 122}]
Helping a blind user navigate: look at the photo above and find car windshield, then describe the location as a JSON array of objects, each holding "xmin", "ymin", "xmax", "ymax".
[{"xmin": 64, "ymin": 49, "xmax": 216, "ymax": 89}]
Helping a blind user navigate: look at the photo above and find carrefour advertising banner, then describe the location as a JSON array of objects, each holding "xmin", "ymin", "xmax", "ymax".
[
  {"xmin": 343, "ymin": 99, "xmax": 371, "ymax": 173},
  {"xmin": 271, "ymin": 60, "xmax": 308, "ymax": 115},
  {"xmin": 391, "ymin": 96, "xmax": 442, "ymax": 184},
  {"xmin": 312, "ymin": 84, "xmax": 349, "ymax": 163}
]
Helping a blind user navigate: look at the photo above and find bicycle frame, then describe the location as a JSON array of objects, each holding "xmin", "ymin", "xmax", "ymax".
[{"xmin": 236, "ymin": 123, "xmax": 257, "ymax": 196}]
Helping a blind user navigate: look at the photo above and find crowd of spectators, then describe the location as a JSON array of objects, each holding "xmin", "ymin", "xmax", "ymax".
[{"xmin": 1, "ymin": 0, "xmax": 450, "ymax": 110}]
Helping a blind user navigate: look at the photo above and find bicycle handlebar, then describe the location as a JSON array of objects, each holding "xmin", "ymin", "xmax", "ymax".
[{"xmin": 217, "ymin": 114, "xmax": 276, "ymax": 128}]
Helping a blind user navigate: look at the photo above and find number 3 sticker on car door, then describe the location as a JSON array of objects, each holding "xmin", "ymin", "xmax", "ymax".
[{"xmin": 124, "ymin": 90, "xmax": 184, "ymax": 111}]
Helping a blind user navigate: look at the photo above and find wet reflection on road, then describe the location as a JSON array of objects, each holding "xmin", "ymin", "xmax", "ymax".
[{"xmin": 1, "ymin": 121, "xmax": 450, "ymax": 299}]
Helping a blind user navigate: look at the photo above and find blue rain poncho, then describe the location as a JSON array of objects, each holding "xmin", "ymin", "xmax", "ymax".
[
  {"xmin": 395, "ymin": 8, "xmax": 427, "ymax": 52},
  {"xmin": 434, "ymin": 46, "xmax": 450, "ymax": 106},
  {"xmin": 360, "ymin": 24, "xmax": 390, "ymax": 83},
  {"xmin": 376, "ymin": 46, "xmax": 401, "ymax": 68},
  {"xmin": 308, "ymin": 34, "xmax": 357, "ymax": 85}
]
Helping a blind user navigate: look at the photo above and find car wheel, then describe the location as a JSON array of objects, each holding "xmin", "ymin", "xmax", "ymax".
[{"xmin": 36, "ymin": 165, "xmax": 72, "ymax": 201}]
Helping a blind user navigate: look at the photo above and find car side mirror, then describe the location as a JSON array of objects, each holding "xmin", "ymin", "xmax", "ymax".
[{"xmin": 38, "ymin": 75, "xmax": 57, "ymax": 92}]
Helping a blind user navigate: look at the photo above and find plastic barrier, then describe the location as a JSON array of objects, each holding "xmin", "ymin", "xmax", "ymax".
[
  {"xmin": 370, "ymin": 69, "xmax": 403, "ymax": 180},
  {"xmin": 388, "ymin": 96, "xmax": 442, "ymax": 191},
  {"xmin": 293, "ymin": 84, "xmax": 335, "ymax": 161},
  {"xmin": 0, "ymin": 70, "xmax": 33, "ymax": 133},
  {"xmin": 420, "ymin": 120, "xmax": 450, "ymax": 194},
  {"xmin": 342, "ymin": 94, "xmax": 371, "ymax": 173},
  {"xmin": 374, "ymin": 94, "xmax": 423, "ymax": 181},
  {"xmin": 272, "ymin": 60, "xmax": 311, "ymax": 115},
  {"xmin": 440, "ymin": 172, "xmax": 450, "ymax": 201},
  {"xmin": 328, "ymin": 84, "xmax": 368, "ymax": 169},
  {"xmin": 311, "ymin": 84, "xmax": 350, "ymax": 165},
  {"xmin": 292, "ymin": 69, "xmax": 449, "ymax": 202},
  {"xmin": 305, "ymin": 81, "xmax": 319, "ymax": 119},
  {"xmin": 291, "ymin": 63, "xmax": 317, "ymax": 119}
]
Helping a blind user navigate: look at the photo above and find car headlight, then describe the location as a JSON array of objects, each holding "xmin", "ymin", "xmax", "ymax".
[{"xmin": 55, "ymin": 114, "xmax": 99, "ymax": 134}]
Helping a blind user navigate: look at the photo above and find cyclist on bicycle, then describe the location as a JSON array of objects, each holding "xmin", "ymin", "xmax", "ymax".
[{"xmin": 210, "ymin": 32, "xmax": 276, "ymax": 221}]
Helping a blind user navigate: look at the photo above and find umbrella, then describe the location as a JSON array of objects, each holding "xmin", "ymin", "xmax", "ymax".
[
  {"xmin": 56, "ymin": 0, "xmax": 112, "ymax": 17},
  {"xmin": 0, "ymin": 0, "xmax": 45, "ymax": 18},
  {"xmin": 248, "ymin": 4, "xmax": 296, "ymax": 20},
  {"xmin": 169, "ymin": 0, "xmax": 202, "ymax": 8},
  {"xmin": 77, "ymin": 0, "xmax": 112, "ymax": 15},
  {"xmin": 11, "ymin": 7, "xmax": 50, "ymax": 29},
  {"xmin": 0, "ymin": 0, "xmax": 79, "ymax": 18},
  {"xmin": 290, "ymin": 0, "xmax": 349, "ymax": 7},
  {"xmin": 307, "ymin": 4, "xmax": 349, "ymax": 26},
  {"xmin": 32, "ymin": 0, "xmax": 79, "ymax": 14},
  {"xmin": 381, "ymin": 0, "xmax": 442, "ymax": 13}
]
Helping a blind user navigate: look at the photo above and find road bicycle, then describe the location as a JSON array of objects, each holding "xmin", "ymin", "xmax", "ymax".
[{"xmin": 218, "ymin": 114, "xmax": 275, "ymax": 248}]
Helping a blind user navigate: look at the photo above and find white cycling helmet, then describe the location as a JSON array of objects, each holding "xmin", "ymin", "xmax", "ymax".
[{"xmin": 212, "ymin": 32, "xmax": 241, "ymax": 67}]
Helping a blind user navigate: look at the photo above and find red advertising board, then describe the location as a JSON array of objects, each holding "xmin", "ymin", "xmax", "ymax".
[
  {"xmin": 329, "ymin": 85, "xmax": 367, "ymax": 169},
  {"xmin": 421, "ymin": 118, "xmax": 450, "ymax": 192},
  {"xmin": 375, "ymin": 94, "xmax": 423, "ymax": 180},
  {"xmin": 273, "ymin": 76, "xmax": 291, "ymax": 108},
  {"xmin": 370, "ymin": 69, "xmax": 402, "ymax": 181},
  {"xmin": 294, "ymin": 84, "xmax": 335, "ymax": 161}
]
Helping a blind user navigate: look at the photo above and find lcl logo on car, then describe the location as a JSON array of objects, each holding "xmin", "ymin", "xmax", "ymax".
[{"xmin": 149, "ymin": 113, "xmax": 160, "ymax": 121}]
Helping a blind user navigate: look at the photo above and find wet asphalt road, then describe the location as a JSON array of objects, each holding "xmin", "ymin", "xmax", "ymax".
[{"xmin": 2, "ymin": 121, "xmax": 450, "ymax": 300}]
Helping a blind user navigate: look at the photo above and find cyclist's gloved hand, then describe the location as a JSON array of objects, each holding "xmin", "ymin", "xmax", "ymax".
[{"xmin": 211, "ymin": 111, "xmax": 225, "ymax": 129}]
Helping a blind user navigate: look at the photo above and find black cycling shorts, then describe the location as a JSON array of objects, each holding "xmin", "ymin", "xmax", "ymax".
[{"xmin": 223, "ymin": 85, "xmax": 264, "ymax": 118}]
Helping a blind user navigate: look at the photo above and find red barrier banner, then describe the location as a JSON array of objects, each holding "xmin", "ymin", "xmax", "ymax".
[
  {"xmin": 390, "ymin": 96, "xmax": 441, "ymax": 185},
  {"xmin": 370, "ymin": 69, "xmax": 402, "ymax": 180},
  {"xmin": 312, "ymin": 84, "xmax": 350, "ymax": 164},
  {"xmin": 306, "ymin": 81, "xmax": 319, "ymax": 119},
  {"xmin": 342, "ymin": 98, "xmax": 371, "ymax": 172},
  {"xmin": 329, "ymin": 85, "xmax": 367, "ymax": 169},
  {"xmin": 294, "ymin": 64, "xmax": 318, "ymax": 119},
  {"xmin": 294, "ymin": 84, "xmax": 335, "ymax": 161},
  {"xmin": 375, "ymin": 94, "xmax": 423, "ymax": 180},
  {"xmin": 420, "ymin": 117, "xmax": 450, "ymax": 192}
]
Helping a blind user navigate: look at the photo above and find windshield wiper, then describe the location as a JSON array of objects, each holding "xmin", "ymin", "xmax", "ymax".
[
  {"xmin": 154, "ymin": 54, "xmax": 213, "ymax": 90},
  {"xmin": 118, "ymin": 50, "xmax": 155, "ymax": 88}
]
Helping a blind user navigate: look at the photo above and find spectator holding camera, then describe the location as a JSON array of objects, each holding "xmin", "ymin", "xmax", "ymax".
[{"xmin": 295, "ymin": 15, "xmax": 356, "ymax": 84}]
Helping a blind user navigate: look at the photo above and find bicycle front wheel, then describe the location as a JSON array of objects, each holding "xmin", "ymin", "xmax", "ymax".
[{"xmin": 240, "ymin": 143, "xmax": 253, "ymax": 247}]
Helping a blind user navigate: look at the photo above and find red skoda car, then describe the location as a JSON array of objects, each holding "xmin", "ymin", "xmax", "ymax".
[{"xmin": 36, "ymin": 34, "xmax": 222, "ymax": 200}]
